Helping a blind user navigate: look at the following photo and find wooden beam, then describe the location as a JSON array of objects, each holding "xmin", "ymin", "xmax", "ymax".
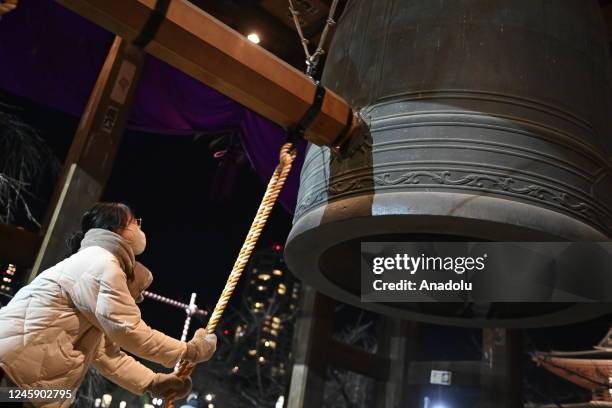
[
  {"xmin": 0, "ymin": 224, "xmax": 41, "ymax": 267},
  {"xmin": 287, "ymin": 287, "xmax": 335, "ymax": 408},
  {"xmin": 192, "ymin": 0, "xmax": 305, "ymax": 68},
  {"xmin": 55, "ymin": 0, "xmax": 356, "ymax": 147},
  {"xmin": 328, "ymin": 340, "xmax": 390, "ymax": 381},
  {"xmin": 30, "ymin": 37, "xmax": 146, "ymax": 280},
  {"xmin": 481, "ymin": 328, "xmax": 523, "ymax": 408},
  {"xmin": 374, "ymin": 318, "xmax": 412, "ymax": 408}
]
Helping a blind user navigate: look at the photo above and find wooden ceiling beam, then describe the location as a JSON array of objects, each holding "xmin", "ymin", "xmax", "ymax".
[
  {"xmin": 191, "ymin": 0, "xmax": 305, "ymax": 67},
  {"xmin": 56, "ymin": 0, "xmax": 356, "ymax": 147}
]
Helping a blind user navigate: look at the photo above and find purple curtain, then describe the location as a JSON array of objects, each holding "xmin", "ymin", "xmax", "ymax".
[{"xmin": 0, "ymin": 0, "xmax": 305, "ymax": 211}]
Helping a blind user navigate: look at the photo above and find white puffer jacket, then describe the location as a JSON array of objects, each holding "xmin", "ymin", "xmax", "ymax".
[{"xmin": 0, "ymin": 236, "xmax": 187, "ymax": 408}]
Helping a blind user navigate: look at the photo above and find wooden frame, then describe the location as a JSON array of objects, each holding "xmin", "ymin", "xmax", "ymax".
[{"xmin": 56, "ymin": 0, "xmax": 357, "ymax": 146}]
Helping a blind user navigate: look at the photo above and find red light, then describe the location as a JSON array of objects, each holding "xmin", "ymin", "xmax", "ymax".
[
  {"xmin": 223, "ymin": 329, "xmax": 230, "ymax": 335},
  {"xmin": 213, "ymin": 150, "xmax": 227, "ymax": 159},
  {"xmin": 273, "ymin": 244, "xmax": 282, "ymax": 251}
]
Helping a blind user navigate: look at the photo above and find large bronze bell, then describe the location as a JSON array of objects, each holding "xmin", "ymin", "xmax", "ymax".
[{"xmin": 285, "ymin": 0, "xmax": 612, "ymax": 328}]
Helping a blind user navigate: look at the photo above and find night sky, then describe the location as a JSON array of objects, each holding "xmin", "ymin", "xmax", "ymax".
[{"xmin": 103, "ymin": 129, "xmax": 292, "ymax": 337}]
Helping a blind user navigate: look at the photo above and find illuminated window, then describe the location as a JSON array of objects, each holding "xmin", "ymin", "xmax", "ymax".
[
  {"xmin": 258, "ymin": 273, "xmax": 271, "ymax": 281},
  {"xmin": 272, "ymin": 269, "xmax": 283, "ymax": 276},
  {"xmin": 263, "ymin": 340, "xmax": 277, "ymax": 349}
]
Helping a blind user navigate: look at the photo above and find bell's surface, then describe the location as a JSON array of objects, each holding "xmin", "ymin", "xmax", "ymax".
[{"xmin": 285, "ymin": 0, "xmax": 612, "ymax": 328}]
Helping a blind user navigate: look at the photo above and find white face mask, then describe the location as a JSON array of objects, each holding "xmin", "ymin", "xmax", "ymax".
[{"xmin": 124, "ymin": 223, "xmax": 147, "ymax": 255}]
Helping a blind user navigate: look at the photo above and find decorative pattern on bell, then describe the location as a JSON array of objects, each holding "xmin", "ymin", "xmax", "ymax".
[{"xmin": 285, "ymin": 0, "xmax": 612, "ymax": 328}]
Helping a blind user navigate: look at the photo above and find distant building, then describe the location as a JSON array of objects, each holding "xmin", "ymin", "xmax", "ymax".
[
  {"xmin": 224, "ymin": 243, "xmax": 301, "ymax": 403},
  {"xmin": 0, "ymin": 263, "xmax": 17, "ymax": 306},
  {"xmin": 533, "ymin": 326, "xmax": 612, "ymax": 406}
]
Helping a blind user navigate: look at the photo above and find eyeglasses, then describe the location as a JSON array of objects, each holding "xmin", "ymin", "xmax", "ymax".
[{"xmin": 134, "ymin": 218, "xmax": 143, "ymax": 228}]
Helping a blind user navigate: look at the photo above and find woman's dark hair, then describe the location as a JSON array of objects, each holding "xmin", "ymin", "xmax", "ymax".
[{"xmin": 67, "ymin": 202, "xmax": 133, "ymax": 255}]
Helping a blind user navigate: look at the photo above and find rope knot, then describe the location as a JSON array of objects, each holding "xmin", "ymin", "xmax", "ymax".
[{"xmin": 279, "ymin": 143, "xmax": 297, "ymax": 167}]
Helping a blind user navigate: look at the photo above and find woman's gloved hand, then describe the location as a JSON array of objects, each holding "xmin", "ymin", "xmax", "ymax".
[
  {"xmin": 147, "ymin": 373, "xmax": 192, "ymax": 399},
  {"xmin": 183, "ymin": 329, "xmax": 217, "ymax": 363}
]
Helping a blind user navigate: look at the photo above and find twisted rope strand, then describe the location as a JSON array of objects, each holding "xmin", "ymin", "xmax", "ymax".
[{"xmin": 165, "ymin": 143, "xmax": 296, "ymax": 408}]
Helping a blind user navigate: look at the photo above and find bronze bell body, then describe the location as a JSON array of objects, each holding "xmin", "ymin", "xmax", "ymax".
[{"xmin": 285, "ymin": 0, "xmax": 612, "ymax": 328}]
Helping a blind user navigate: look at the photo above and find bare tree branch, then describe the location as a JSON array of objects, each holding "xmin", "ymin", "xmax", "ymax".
[{"xmin": 0, "ymin": 103, "xmax": 60, "ymax": 227}]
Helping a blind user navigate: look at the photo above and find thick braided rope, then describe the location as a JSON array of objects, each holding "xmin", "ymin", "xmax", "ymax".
[
  {"xmin": 0, "ymin": 0, "xmax": 18, "ymax": 15},
  {"xmin": 165, "ymin": 143, "xmax": 296, "ymax": 408}
]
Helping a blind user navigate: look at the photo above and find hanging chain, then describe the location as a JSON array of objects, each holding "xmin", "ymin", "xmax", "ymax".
[
  {"xmin": 288, "ymin": 0, "xmax": 341, "ymax": 80},
  {"xmin": 164, "ymin": 143, "xmax": 297, "ymax": 408}
]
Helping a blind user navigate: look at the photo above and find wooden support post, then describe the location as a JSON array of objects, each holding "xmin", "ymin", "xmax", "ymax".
[
  {"xmin": 287, "ymin": 286, "xmax": 335, "ymax": 408},
  {"xmin": 374, "ymin": 318, "xmax": 410, "ymax": 408},
  {"xmin": 288, "ymin": 290, "xmax": 414, "ymax": 408},
  {"xmin": 401, "ymin": 321, "xmax": 423, "ymax": 408},
  {"xmin": 55, "ymin": 0, "xmax": 357, "ymax": 147},
  {"xmin": 29, "ymin": 36, "xmax": 145, "ymax": 282},
  {"xmin": 327, "ymin": 340, "xmax": 389, "ymax": 381},
  {"xmin": 481, "ymin": 328, "xmax": 523, "ymax": 408}
]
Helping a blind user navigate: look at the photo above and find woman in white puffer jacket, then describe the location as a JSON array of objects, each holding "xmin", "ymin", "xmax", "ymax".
[{"xmin": 0, "ymin": 202, "xmax": 217, "ymax": 408}]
